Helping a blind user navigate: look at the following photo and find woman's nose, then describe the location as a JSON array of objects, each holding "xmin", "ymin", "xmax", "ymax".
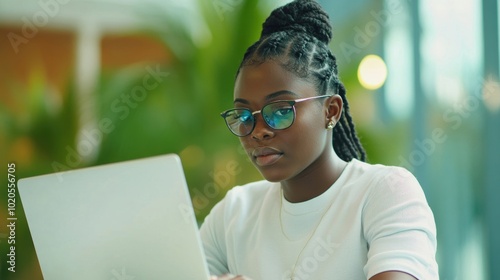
[{"xmin": 251, "ymin": 114, "xmax": 275, "ymax": 140}]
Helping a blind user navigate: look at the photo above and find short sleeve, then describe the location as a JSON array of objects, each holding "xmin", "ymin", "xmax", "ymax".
[
  {"xmin": 200, "ymin": 198, "xmax": 230, "ymax": 276},
  {"xmin": 362, "ymin": 167, "xmax": 439, "ymax": 279}
]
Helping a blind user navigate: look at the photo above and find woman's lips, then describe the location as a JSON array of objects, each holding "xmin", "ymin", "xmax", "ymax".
[
  {"xmin": 255, "ymin": 153, "xmax": 283, "ymax": 166},
  {"xmin": 252, "ymin": 147, "xmax": 283, "ymax": 167}
]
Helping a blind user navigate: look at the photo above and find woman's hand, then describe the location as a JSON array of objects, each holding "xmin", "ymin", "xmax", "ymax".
[{"xmin": 210, "ymin": 274, "xmax": 252, "ymax": 280}]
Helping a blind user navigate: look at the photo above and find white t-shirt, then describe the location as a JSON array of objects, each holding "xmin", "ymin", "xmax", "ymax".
[{"xmin": 200, "ymin": 159, "xmax": 438, "ymax": 280}]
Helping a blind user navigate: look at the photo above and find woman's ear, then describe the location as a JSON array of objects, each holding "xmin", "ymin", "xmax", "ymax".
[{"xmin": 325, "ymin": 95, "xmax": 343, "ymax": 123}]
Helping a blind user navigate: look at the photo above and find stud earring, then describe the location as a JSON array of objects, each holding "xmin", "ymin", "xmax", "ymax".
[{"xmin": 326, "ymin": 119, "xmax": 335, "ymax": 130}]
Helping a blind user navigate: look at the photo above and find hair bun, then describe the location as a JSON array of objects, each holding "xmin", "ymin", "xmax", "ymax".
[{"xmin": 261, "ymin": 0, "xmax": 332, "ymax": 45}]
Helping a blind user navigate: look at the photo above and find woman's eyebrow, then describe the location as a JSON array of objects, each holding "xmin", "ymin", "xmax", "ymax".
[
  {"xmin": 233, "ymin": 90, "xmax": 299, "ymax": 104},
  {"xmin": 265, "ymin": 90, "xmax": 299, "ymax": 101},
  {"xmin": 233, "ymin": 98, "xmax": 249, "ymax": 105}
]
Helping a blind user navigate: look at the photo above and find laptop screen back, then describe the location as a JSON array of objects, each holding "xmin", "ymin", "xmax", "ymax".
[{"xmin": 18, "ymin": 154, "xmax": 210, "ymax": 280}]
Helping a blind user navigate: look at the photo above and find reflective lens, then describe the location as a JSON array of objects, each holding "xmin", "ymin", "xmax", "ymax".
[
  {"xmin": 262, "ymin": 101, "xmax": 295, "ymax": 129},
  {"xmin": 220, "ymin": 94, "xmax": 332, "ymax": 137},
  {"xmin": 223, "ymin": 109, "xmax": 255, "ymax": 136},
  {"xmin": 221, "ymin": 101, "xmax": 296, "ymax": 137}
]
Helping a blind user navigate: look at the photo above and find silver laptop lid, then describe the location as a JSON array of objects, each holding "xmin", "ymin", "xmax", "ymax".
[{"xmin": 18, "ymin": 154, "xmax": 210, "ymax": 280}]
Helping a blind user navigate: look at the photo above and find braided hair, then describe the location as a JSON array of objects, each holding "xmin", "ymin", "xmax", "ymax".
[{"xmin": 236, "ymin": 0, "xmax": 366, "ymax": 162}]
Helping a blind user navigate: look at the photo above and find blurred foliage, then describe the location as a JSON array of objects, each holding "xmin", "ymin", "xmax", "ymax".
[
  {"xmin": 0, "ymin": 3, "xmax": 270, "ymax": 278},
  {"xmin": 1, "ymin": 0, "xmax": 489, "ymax": 279},
  {"xmin": 0, "ymin": 3, "xmax": 407, "ymax": 278}
]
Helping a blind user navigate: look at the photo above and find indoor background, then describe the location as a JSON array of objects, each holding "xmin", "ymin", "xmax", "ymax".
[{"xmin": 0, "ymin": 0, "xmax": 499, "ymax": 279}]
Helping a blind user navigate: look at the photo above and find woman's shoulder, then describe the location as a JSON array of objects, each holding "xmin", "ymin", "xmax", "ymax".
[
  {"xmin": 204, "ymin": 180, "xmax": 278, "ymax": 226},
  {"xmin": 345, "ymin": 159, "xmax": 423, "ymax": 198},
  {"xmin": 349, "ymin": 158, "xmax": 410, "ymax": 174},
  {"xmin": 223, "ymin": 180, "xmax": 278, "ymax": 206},
  {"xmin": 348, "ymin": 159, "xmax": 417, "ymax": 184}
]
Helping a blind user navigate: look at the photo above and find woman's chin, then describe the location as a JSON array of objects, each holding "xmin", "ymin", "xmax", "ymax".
[{"xmin": 257, "ymin": 167, "xmax": 288, "ymax": 183}]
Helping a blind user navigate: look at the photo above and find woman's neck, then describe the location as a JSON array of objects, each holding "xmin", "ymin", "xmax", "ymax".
[{"xmin": 280, "ymin": 150, "xmax": 348, "ymax": 203}]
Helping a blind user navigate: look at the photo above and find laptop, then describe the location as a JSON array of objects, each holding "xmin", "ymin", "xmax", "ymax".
[{"xmin": 18, "ymin": 154, "xmax": 211, "ymax": 280}]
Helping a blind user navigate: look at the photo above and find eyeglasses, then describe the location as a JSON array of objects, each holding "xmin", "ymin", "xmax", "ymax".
[{"xmin": 220, "ymin": 94, "xmax": 332, "ymax": 137}]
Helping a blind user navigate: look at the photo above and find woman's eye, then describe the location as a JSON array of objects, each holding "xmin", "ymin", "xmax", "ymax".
[{"xmin": 275, "ymin": 108, "xmax": 292, "ymax": 116}]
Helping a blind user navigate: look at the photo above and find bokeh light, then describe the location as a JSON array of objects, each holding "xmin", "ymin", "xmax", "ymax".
[{"xmin": 357, "ymin": 54, "xmax": 388, "ymax": 90}]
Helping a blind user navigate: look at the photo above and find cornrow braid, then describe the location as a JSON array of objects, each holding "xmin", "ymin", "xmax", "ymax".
[{"xmin": 236, "ymin": 0, "xmax": 366, "ymax": 162}]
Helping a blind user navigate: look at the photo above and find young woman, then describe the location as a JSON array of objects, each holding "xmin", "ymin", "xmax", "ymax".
[{"xmin": 201, "ymin": 0, "xmax": 438, "ymax": 279}]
